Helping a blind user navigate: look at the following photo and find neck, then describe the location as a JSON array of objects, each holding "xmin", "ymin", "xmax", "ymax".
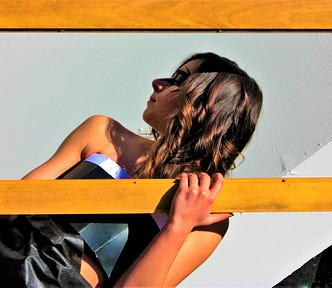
[{"xmin": 118, "ymin": 136, "xmax": 154, "ymax": 176}]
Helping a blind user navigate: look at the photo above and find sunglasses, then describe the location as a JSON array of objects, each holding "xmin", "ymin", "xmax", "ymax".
[{"xmin": 157, "ymin": 70, "xmax": 191, "ymax": 87}]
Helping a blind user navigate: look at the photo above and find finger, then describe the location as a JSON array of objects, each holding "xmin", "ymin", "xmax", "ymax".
[
  {"xmin": 208, "ymin": 212, "xmax": 233, "ymax": 224},
  {"xmin": 209, "ymin": 173, "xmax": 224, "ymax": 200},
  {"xmin": 198, "ymin": 172, "xmax": 211, "ymax": 190},
  {"xmin": 170, "ymin": 173, "xmax": 188, "ymax": 214},
  {"xmin": 178, "ymin": 173, "xmax": 189, "ymax": 188},
  {"xmin": 172, "ymin": 173, "xmax": 188, "ymax": 203},
  {"xmin": 188, "ymin": 173, "xmax": 199, "ymax": 194},
  {"xmin": 198, "ymin": 173, "xmax": 210, "ymax": 197}
]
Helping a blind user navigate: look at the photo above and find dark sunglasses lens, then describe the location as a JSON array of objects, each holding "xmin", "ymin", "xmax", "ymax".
[
  {"xmin": 173, "ymin": 71, "xmax": 190, "ymax": 86},
  {"xmin": 158, "ymin": 72, "xmax": 190, "ymax": 87},
  {"xmin": 159, "ymin": 78, "xmax": 176, "ymax": 86}
]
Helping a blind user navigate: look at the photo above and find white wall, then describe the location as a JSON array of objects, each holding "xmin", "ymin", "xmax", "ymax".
[
  {"xmin": 1, "ymin": 33, "xmax": 331, "ymax": 179},
  {"xmin": 181, "ymin": 141, "xmax": 332, "ymax": 287},
  {"xmin": 1, "ymin": 33, "xmax": 331, "ymax": 286}
]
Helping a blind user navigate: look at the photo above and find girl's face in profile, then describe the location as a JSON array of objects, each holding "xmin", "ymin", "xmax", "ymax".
[{"xmin": 142, "ymin": 59, "xmax": 202, "ymax": 134}]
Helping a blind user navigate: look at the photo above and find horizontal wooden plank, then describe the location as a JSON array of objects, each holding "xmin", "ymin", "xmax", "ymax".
[
  {"xmin": 0, "ymin": 0, "xmax": 331, "ymax": 30},
  {"xmin": 0, "ymin": 178, "xmax": 331, "ymax": 214}
]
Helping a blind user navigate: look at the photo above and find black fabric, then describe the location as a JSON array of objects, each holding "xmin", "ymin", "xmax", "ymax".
[
  {"xmin": 60, "ymin": 213, "xmax": 160, "ymax": 285},
  {"xmin": 59, "ymin": 161, "xmax": 114, "ymax": 180},
  {"xmin": 274, "ymin": 244, "xmax": 332, "ymax": 288},
  {"xmin": 61, "ymin": 159, "xmax": 161, "ymax": 283},
  {"xmin": 312, "ymin": 245, "xmax": 332, "ymax": 288},
  {"xmin": 107, "ymin": 214, "xmax": 160, "ymax": 287},
  {"xmin": 0, "ymin": 158, "xmax": 160, "ymax": 287},
  {"xmin": 0, "ymin": 160, "xmax": 110, "ymax": 288},
  {"xmin": 0, "ymin": 215, "xmax": 91, "ymax": 288}
]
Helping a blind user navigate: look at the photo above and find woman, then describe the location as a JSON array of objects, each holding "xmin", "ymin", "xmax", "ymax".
[{"xmin": 19, "ymin": 52, "xmax": 262, "ymax": 287}]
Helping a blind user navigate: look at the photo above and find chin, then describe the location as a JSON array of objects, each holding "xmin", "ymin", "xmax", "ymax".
[
  {"xmin": 142, "ymin": 112, "xmax": 163, "ymax": 132},
  {"xmin": 142, "ymin": 111, "xmax": 150, "ymax": 125}
]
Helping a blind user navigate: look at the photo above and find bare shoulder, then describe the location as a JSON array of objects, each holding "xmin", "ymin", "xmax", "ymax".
[
  {"xmin": 81, "ymin": 114, "xmax": 113, "ymax": 131},
  {"xmin": 22, "ymin": 115, "xmax": 121, "ymax": 179},
  {"xmin": 83, "ymin": 115, "xmax": 130, "ymax": 135},
  {"xmin": 79, "ymin": 115, "xmax": 120, "ymax": 155},
  {"xmin": 63, "ymin": 115, "xmax": 112, "ymax": 151},
  {"xmin": 81, "ymin": 115, "xmax": 153, "ymax": 171},
  {"xmin": 79, "ymin": 114, "xmax": 124, "ymax": 142},
  {"xmin": 82, "ymin": 115, "xmax": 131, "ymax": 143}
]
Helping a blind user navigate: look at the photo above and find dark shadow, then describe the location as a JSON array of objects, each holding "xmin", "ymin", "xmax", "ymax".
[{"xmin": 153, "ymin": 179, "xmax": 179, "ymax": 213}]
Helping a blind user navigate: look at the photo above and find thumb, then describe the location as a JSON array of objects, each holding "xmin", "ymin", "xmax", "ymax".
[{"xmin": 208, "ymin": 213, "xmax": 233, "ymax": 224}]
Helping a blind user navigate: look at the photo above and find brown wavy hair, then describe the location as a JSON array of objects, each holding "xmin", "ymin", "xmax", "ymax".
[{"xmin": 135, "ymin": 53, "xmax": 263, "ymax": 178}]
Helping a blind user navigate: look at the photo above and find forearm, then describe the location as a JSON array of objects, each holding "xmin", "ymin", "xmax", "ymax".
[
  {"xmin": 115, "ymin": 222, "xmax": 191, "ymax": 287},
  {"xmin": 115, "ymin": 173, "xmax": 229, "ymax": 287}
]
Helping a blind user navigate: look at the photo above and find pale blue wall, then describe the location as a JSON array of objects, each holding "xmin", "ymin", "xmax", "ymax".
[{"xmin": 0, "ymin": 33, "xmax": 331, "ymax": 179}]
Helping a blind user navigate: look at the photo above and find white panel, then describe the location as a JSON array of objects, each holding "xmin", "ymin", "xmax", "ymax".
[
  {"xmin": 182, "ymin": 141, "xmax": 332, "ymax": 287},
  {"xmin": 1, "ymin": 33, "xmax": 332, "ymax": 179}
]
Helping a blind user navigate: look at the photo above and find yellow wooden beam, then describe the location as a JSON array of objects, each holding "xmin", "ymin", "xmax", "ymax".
[
  {"xmin": 0, "ymin": 178, "xmax": 331, "ymax": 214},
  {"xmin": 0, "ymin": 0, "xmax": 331, "ymax": 30}
]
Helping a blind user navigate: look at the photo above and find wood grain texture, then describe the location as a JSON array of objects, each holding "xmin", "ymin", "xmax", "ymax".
[
  {"xmin": 0, "ymin": 0, "xmax": 331, "ymax": 30},
  {"xmin": 0, "ymin": 178, "xmax": 331, "ymax": 214}
]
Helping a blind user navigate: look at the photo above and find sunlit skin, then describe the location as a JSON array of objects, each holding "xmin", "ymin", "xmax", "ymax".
[
  {"xmin": 143, "ymin": 59, "xmax": 202, "ymax": 135},
  {"xmin": 22, "ymin": 59, "xmax": 231, "ymax": 287},
  {"xmin": 115, "ymin": 172, "xmax": 231, "ymax": 287}
]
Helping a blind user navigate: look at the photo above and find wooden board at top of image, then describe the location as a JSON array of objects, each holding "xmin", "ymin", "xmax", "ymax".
[{"xmin": 0, "ymin": 0, "xmax": 331, "ymax": 30}]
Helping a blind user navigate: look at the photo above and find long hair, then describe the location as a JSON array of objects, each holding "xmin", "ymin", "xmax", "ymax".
[{"xmin": 135, "ymin": 53, "xmax": 263, "ymax": 178}]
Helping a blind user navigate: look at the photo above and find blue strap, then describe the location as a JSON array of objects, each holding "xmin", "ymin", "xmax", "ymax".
[{"xmin": 84, "ymin": 154, "xmax": 131, "ymax": 179}]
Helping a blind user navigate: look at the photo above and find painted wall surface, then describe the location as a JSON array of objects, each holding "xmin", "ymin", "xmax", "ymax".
[
  {"xmin": 1, "ymin": 33, "xmax": 331, "ymax": 179},
  {"xmin": 0, "ymin": 33, "xmax": 331, "ymax": 286},
  {"xmin": 182, "ymin": 144, "xmax": 332, "ymax": 287}
]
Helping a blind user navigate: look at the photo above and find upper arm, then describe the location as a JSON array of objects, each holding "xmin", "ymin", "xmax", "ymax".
[
  {"xmin": 164, "ymin": 219, "xmax": 229, "ymax": 286},
  {"xmin": 22, "ymin": 115, "xmax": 111, "ymax": 179}
]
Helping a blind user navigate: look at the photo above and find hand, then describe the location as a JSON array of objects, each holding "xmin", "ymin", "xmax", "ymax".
[{"xmin": 168, "ymin": 172, "xmax": 232, "ymax": 233}]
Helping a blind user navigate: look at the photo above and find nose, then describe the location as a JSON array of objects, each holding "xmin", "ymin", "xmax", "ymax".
[{"xmin": 152, "ymin": 78, "xmax": 166, "ymax": 92}]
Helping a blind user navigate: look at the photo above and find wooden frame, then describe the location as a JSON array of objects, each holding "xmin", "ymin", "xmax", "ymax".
[
  {"xmin": 0, "ymin": 1, "xmax": 331, "ymax": 214},
  {"xmin": 0, "ymin": 0, "xmax": 331, "ymax": 30},
  {"xmin": 1, "ymin": 178, "xmax": 331, "ymax": 214}
]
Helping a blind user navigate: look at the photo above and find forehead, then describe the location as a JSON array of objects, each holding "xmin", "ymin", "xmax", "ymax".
[{"xmin": 177, "ymin": 59, "xmax": 203, "ymax": 74}]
